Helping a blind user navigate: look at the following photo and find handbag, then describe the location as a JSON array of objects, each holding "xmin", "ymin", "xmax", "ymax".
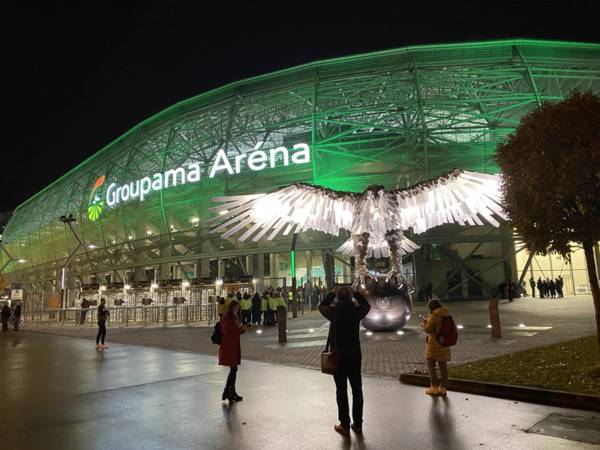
[
  {"xmin": 211, "ymin": 322, "xmax": 222, "ymax": 345},
  {"xmin": 321, "ymin": 336, "xmax": 336, "ymax": 375}
]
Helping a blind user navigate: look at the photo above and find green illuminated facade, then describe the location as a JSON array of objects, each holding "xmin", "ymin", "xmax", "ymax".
[{"xmin": 3, "ymin": 39, "xmax": 600, "ymax": 306}]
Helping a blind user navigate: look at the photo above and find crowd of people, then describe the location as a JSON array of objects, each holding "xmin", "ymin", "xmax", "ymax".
[
  {"xmin": 0, "ymin": 300, "xmax": 22, "ymax": 332},
  {"xmin": 217, "ymin": 287, "xmax": 287, "ymax": 326},
  {"xmin": 530, "ymin": 276, "xmax": 564, "ymax": 298},
  {"xmin": 498, "ymin": 275, "xmax": 566, "ymax": 300}
]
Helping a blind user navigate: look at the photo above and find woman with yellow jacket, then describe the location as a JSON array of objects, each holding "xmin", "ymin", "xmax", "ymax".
[{"xmin": 420, "ymin": 299, "xmax": 451, "ymax": 396}]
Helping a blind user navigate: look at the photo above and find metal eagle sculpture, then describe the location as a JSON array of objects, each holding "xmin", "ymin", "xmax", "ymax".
[{"xmin": 208, "ymin": 169, "xmax": 505, "ymax": 330}]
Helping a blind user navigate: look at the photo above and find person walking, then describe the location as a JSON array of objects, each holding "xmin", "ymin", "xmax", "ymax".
[
  {"xmin": 529, "ymin": 276, "xmax": 536, "ymax": 298},
  {"xmin": 319, "ymin": 286, "xmax": 370, "ymax": 436},
  {"xmin": 420, "ymin": 299, "xmax": 452, "ymax": 396},
  {"xmin": 95, "ymin": 298, "xmax": 110, "ymax": 350},
  {"xmin": 219, "ymin": 299, "xmax": 246, "ymax": 402},
  {"xmin": 13, "ymin": 301, "xmax": 21, "ymax": 331},
  {"xmin": 537, "ymin": 277, "xmax": 544, "ymax": 299},
  {"xmin": 240, "ymin": 292, "xmax": 252, "ymax": 325},
  {"xmin": 1, "ymin": 303, "xmax": 10, "ymax": 332},
  {"xmin": 556, "ymin": 276, "xmax": 564, "ymax": 298},
  {"xmin": 80, "ymin": 297, "xmax": 90, "ymax": 325},
  {"xmin": 548, "ymin": 279, "xmax": 556, "ymax": 298},
  {"xmin": 251, "ymin": 292, "xmax": 261, "ymax": 325},
  {"xmin": 506, "ymin": 278, "xmax": 514, "ymax": 302}
]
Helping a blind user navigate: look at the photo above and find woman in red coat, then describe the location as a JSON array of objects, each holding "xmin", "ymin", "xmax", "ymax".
[{"xmin": 219, "ymin": 299, "xmax": 246, "ymax": 402}]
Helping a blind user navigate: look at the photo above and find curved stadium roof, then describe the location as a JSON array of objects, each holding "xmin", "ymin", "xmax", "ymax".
[{"xmin": 3, "ymin": 38, "xmax": 600, "ymax": 284}]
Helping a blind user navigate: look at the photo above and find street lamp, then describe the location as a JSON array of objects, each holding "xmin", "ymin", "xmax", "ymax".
[{"xmin": 59, "ymin": 214, "xmax": 83, "ymax": 309}]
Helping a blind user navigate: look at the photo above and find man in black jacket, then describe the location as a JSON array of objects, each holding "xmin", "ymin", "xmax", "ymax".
[
  {"xmin": 1, "ymin": 303, "xmax": 10, "ymax": 332},
  {"xmin": 96, "ymin": 298, "xmax": 110, "ymax": 350},
  {"xmin": 319, "ymin": 286, "xmax": 370, "ymax": 436},
  {"xmin": 80, "ymin": 298, "xmax": 90, "ymax": 325}
]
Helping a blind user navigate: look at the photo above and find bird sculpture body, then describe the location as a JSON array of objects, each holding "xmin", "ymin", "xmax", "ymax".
[{"xmin": 209, "ymin": 169, "xmax": 505, "ymax": 330}]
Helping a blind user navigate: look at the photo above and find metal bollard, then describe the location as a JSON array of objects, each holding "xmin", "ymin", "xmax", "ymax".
[
  {"xmin": 488, "ymin": 298, "xmax": 502, "ymax": 338},
  {"xmin": 277, "ymin": 306, "xmax": 287, "ymax": 344}
]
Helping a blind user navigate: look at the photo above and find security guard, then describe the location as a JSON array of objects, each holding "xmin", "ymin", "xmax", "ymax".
[
  {"xmin": 240, "ymin": 292, "xmax": 252, "ymax": 325},
  {"xmin": 260, "ymin": 292, "xmax": 269, "ymax": 325},
  {"xmin": 268, "ymin": 292, "xmax": 280, "ymax": 325}
]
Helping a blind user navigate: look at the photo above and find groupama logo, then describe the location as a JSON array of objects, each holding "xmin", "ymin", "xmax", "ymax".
[{"xmin": 88, "ymin": 175, "xmax": 106, "ymax": 221}]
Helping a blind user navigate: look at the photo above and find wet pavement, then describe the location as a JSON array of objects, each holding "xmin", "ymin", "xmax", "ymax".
[
  {"xmin": 1, "ymin": 331, "xmax": 599, "ymax": 450},
  {"xmin": 25, "ymin": 295, "xmax": 597, "ymax": 378}
]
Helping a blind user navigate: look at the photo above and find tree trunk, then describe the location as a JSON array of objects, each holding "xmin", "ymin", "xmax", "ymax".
[{"xmin": 582, "ymin": 240, "xmax": 600, "ymax": 362}]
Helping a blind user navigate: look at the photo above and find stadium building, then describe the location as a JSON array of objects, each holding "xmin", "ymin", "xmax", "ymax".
[{"xmin": 2, "ymin": 39, "xmax": 600, "ymax": 313}]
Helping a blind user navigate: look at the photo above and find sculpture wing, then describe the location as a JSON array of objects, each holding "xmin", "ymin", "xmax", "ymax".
[
  {"xmin": 209, "ymin": 184, "xmax": 355, "ymax": 241},
  {"xmin": 395, "ymin": 170, "xmax": 506, "ymax": 234}
]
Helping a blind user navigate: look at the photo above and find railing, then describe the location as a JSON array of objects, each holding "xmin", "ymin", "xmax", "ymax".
[{"xmin": 25, "ymin": 303, "xmax": 219, "ymax": 328}]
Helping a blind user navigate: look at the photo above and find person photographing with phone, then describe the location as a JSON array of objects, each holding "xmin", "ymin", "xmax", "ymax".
[
  {"xmin": 319, "ymin": 285, "xmax": 370, "ymax": 437},
  {"xmin": 420, "ymin": 299, "xmax": 458, "ymax": 396}
]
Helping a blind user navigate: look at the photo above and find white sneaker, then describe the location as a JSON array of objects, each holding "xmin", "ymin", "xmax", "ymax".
[{"xmin": 101, "ymin": 344, "xmax": 109, "ymax": 349}]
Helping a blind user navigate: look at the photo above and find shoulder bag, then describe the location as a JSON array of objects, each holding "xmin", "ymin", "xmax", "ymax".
[{"xmin": 321, "ymin": 335, "xmax": 336, "ymax": 375}]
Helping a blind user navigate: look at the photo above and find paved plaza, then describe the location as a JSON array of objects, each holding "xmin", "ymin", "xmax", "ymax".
[
  {"xmin": 26, "ymin": 295, "xmax": 597, "ymax": 378},
  {"xmin": 2, "ymin": 331, "xmax": 599, "ymax": 450}
]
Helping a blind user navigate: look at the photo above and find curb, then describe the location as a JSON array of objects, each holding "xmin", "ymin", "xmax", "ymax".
[{"xmin": 399, "ymin": 372, "xmax": 600, "ymax": 412}]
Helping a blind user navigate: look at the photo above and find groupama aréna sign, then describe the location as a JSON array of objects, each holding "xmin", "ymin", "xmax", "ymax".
[{"xmin": 87, "ymin": 143, "xmax": 310, "ymax": 222}]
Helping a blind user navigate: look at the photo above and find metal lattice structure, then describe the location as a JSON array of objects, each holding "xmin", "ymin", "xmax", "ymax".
[{"xmin": 2, "ymin": 39, "xmax": 600, "ymax": 296}]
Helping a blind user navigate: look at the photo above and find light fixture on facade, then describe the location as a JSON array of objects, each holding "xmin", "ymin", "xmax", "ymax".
[
  {"xmin": 151, "ymin": 282, "xmax": 158, "ymax": 289},
  {"xmin": 182, "ymin": 280, "xmax": 190, "ymax": 288},
  {"xmin": 146, "ymin": 230, "xmax": 152, "ymax": 236},
  {"xmin": 17, "ymin": 259, "xmax": 26, "ymax": 263},
  {"xmin": 190, "ymin": 217, "xmax": 200, "ymax": 224},
  {"xmin": 128, "ymin": 235, "xmax": 133, "ymax": 240},
  {"xmin": 88, "ymin": 244, "xmax": 97, "ymax": 249},
  {"xmin": 124, "ymin": 284, "xmax": 131, "ymax": 290},
  {"xmin": 219, "ymin": 210, "xmax": 228, "ymax": 215}
]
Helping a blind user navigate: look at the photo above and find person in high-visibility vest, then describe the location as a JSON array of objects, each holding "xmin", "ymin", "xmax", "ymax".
[
  {"xmin": 268, "ymin": 292, "xmax": 279, "ymax": 325},
  {"xmin": 240, "ymin": 293, "xmax": 252, "ymax": 325},
  {"xmin": 260, "ymin": 292, "xmax": 269, "ymax": 325}
]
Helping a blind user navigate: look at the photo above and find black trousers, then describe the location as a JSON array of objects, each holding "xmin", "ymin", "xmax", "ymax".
[
  {"xmin": 1, "ymin": 319, "xmax": 8, "ymax": 332},
  {"xmin": 80, "ymin": 311, "xmax": 88, "ymax": 324},
  {"xmin": 242, "ymin": 310, "xmax": 251, "ymax": 325},
  {"xmin": 252, "ymin": 308, "xmax": 260, "ymax": 324},
  {"xmin": 333, "ymin": 355, "xmax": 363, "ymax": 428},
  {"xmin": 96, "ymin": 322, "xmax": 107, "ymax": 344},
  {"xmin": 225, "ymin": 366, "xmax": 238, "ymax": 392}
]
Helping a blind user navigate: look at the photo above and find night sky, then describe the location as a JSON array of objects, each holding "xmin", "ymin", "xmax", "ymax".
[{"xmin": 2, "ymin": 1, "xmax": 599, "ymax": 213}]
